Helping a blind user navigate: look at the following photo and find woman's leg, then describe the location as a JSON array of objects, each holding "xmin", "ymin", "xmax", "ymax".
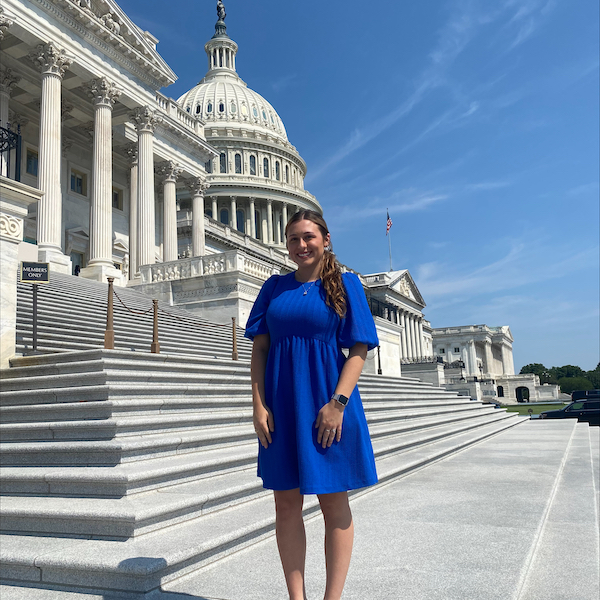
[
  {"xmin": 317, "ymin": 491, "xmax": 354, "ymax": 600},
  {"xmin": 274, "ymin": 488, "xmax": 307, "ymax": 600}
]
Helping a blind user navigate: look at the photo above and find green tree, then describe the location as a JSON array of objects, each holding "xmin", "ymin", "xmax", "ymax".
[
  {"xmin": 557, "ymin": 376, "xmax": 593, "ymax": 394},
  {"xmin": 585, "ymin": 363, "xmax": 600, "ymax": 388},
  {"xmin": 520, "ymin": 363, "xmax": 555, "ymax": 384},
  {"xmin": 550, "ymin": 365, "xmax": 585, "ymax": 380}
]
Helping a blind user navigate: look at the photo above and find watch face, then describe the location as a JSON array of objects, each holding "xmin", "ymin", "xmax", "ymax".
[{"xmin": 334, "ymin": 394, "xmax": 349, "ymax": 406}]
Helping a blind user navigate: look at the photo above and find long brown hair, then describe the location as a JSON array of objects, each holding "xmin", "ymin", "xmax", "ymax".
[{"xmin": 285, "ymin": 210, "xmax": 346, "ymax": 318}]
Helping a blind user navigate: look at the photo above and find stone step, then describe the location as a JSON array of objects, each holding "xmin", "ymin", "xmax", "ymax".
[
  {"xmin": 0, "ymin": 405, "xmax": 501, "ymax": 466},
  {"xmin": 0, "ymin": 416, "xmax": 524, "ymax": 595},
  {"xmin": 0, "ymin": 411, "xmax": 519, "ymax": 499}
]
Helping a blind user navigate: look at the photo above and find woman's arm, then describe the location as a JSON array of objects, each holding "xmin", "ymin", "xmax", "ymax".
[
  {"xmin": 315, "ymin": 342, "xmax": 368, "ymax": 447},
  {"xmin": 250, "ymin": 333, "xmax": 274, "ymax": 448}
]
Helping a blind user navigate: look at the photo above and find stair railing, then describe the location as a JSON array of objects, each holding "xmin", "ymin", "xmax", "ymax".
[{"xmin": 105, "ymin": 282, "xmax": 243, "ymax": 360}]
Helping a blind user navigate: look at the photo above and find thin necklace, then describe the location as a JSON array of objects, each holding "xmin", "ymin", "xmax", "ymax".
[{"xmin": 301, "ymin": 280, "xmax": 318, "ymax": 296}]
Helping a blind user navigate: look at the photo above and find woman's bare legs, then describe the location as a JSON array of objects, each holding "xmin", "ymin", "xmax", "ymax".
[
  {"xmin": 318, "ymin": 491, "xmax": 354, "ymax": 600},
  {"xmin": 274, "ymin": 488, "xmax": 307, "ymax": 600}
]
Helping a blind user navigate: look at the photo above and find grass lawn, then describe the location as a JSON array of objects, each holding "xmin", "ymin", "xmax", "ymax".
[{"xmin": 503, "ymin": 403, "xmax": 568, "ymax": 416}]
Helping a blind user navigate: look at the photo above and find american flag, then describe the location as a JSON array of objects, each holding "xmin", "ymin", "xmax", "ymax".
[{"xmin": 386, "ymin": 211, "xmax": 393, "ymax": 235}]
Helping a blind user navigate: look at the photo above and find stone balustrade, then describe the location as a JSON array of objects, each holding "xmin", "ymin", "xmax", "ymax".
[
  {"xmin": 155, "ymin": 91, "xmax": 204, "ymax": 137},
  {"xmin": 139, "ymin": 249, "xmax": 280, "ymax": 284}
]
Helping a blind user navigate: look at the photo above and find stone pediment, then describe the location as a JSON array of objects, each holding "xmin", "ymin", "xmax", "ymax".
[
  {"xmin": 388, "ymin": 271, "xmax": 425, "ymax": 306},
  {"xmin": 41, "ymin": 0, "xmax": 177, "ymax": 87}
]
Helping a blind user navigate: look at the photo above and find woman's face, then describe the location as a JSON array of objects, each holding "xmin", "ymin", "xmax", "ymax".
[{"xmin": 286, "ymin": 219, "xmax": 330, "ymax": 272}]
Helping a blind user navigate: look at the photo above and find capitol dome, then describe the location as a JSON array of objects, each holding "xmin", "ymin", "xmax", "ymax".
[{"xmin": 175, "ymin": 4, "xmax": 320, "ymax": 255}]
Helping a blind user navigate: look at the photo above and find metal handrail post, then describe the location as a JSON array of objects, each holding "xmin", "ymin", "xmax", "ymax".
[
  {"xmin": 377, "ymin": 345, "xmax": 382, "ymax": 375},
  {"xmin": 231, "ymin": 316, "xmax": 239, "ymax": 361},
  {"xmin": 151, "ymin": 300, "xmax": 160, "ymax": 353},
  {"xmin": 32, "ymin": 284, "xmax": 38, "ymax": 353},
  {"xmin": 104, "ymin": 277, "xmax": 115, "ymax": 349}
]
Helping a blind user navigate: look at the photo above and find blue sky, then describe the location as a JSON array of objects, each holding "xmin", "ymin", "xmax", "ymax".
[{"xmin": 117, "ymin": 0, "xmax": 599, "ymax": 372}]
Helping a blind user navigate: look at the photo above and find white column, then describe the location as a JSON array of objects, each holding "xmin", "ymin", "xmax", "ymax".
[
  {"xmin": 157, "ymin": 161, "xmax": 182, "ymax": 263},
  {"xmin": 410, "ymin": 316, "xmax": 418, "ymax": 359},
  {"xmin": 189, "ymin": 177, "xmax": 208, "ymax": 256},
  {"xmin": 130, "ymin": 106, "xmax": 161, "ymax": 268},
  {"xmin": 249, "ymin": 197, "xmax": 256, "ymax": 238},
  {"xmin": 282, "ymin": 202, "xmax": 288, "ymax": 234},
  {"xmin": 274, "ymin": 206, "xmax": 281, "ymax": 244},
  {"xmin": 81, "ymin": 78, "xmax": 121, "ymax": 282},
  {"xmin": 400, "ymin": 311, "xmax": 408, "ymax": 359},
  {"xmin": 267, "ymin": 199, "xmax": 274, "ymax": 244},
  {"xmin": 30, "ymin": 42, "xmax": 72, "ymax": 273},
  {"xmin": 230, "ymin": 195, "xmax": 237, "ymax": 229},
  {"xmin": 210, "ymin": 196, "xmax": 218, "ymax": 221},
  {"xmin": 417, "ymin": 317, "xmax": 424, "ymax": 358},
  {"xmin": 405, "ymin": 314, "xmax": 414, "ymax": 358},
  {"xmin": 261, "ymin": 204, "xmax": 268, "ymax": 242},
  {"xmin": 124, "ymin": 144, "xmax": 138, "ymax": 278},
  {"xmin": 0, "ymin": 68, "xmax": 20, "ymax": 177},
  {"xmin": 484, "ymin": 340, "xmax": 494, "ymax": 376}
]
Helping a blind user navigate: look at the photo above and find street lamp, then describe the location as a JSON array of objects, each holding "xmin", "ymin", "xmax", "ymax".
[{"xmin": 459, "ymin": 359, "xmax": 465, "ymax": 381}]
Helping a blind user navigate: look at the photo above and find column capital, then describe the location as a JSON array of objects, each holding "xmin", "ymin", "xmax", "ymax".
[
  {"xmin": 29, "ymin": 42, "xmax": 72, "ymax": 78},
  {"xmin": 0, "ymin": 8, "xmax": 14, "ymax": 41},
  {"xmin": 187, "ymin": 177, "xmax": 209, "ymax": 197},
  {"xmin": 130, "ymin": 106, "xmax": 162, "ymax": 133},
  {"xmin": 122, "ymin": 142, "xmax": 138, "ymax": 166},
  {"xmin": 86, "ymin": 77, "xmax": 121, "ymax": 107},
  {"xmin": 156, "ymin": 160, "xmax": 183, "ymax": 184},
  {"xmin": 0, "ymin": 67, "xmax": 20, "ymax": 96},
  {"xmin": 267, "ymin": 198, "xmax": 273, "ymax": 206},
  {"xmin": 230, "ymin": 195, "xmax": 237, "ymax": 201}
]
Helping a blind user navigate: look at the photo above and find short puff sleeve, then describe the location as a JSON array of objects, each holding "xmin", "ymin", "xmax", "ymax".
[
  {"xmin": 337, "ymin": 272, "xmax": 379, "ymax": 351},
  {"xmin": 244, "ymin": 274, "xmax": 279, "ymax": 340}
]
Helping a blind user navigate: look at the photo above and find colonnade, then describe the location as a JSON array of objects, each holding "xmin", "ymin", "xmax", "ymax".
[{"xmin": 383, "ymin": 307, "xmax": 425, "ymax": 360}]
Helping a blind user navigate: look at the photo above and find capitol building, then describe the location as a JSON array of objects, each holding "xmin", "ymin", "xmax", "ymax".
[{"xmin": 0, "ymin": 0, "xmax": 558, "ymax": 402}]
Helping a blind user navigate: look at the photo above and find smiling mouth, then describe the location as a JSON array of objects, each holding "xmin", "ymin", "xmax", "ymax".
[{"xmin": 297, "ymin": 251, "xmax": 311, "ymax": 258}]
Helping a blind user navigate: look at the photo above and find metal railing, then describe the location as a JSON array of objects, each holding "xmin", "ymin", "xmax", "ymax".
[
  {"xmin": 0, "ymin": 123, "xmax": 22, "ymax": 181},
  {"xmin": 103, "ymin": 277, "xmax": 241, "ymax": 360}
]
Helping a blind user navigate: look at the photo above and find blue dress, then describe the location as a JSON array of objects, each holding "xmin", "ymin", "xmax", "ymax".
[{"xmin": 244, "ymin": 272, "xmax": 379, "ymax": 495}]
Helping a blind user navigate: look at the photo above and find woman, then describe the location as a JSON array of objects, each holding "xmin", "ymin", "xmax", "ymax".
[{"xmin": 245, "ymin": 210, "xmax": 378, "ymax": 600}]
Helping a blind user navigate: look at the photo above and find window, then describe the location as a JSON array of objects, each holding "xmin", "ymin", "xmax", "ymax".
[
  {"xmin": 219, "ymin": 153, "xmax": 227, "ymax": 173},
  {"xmin": 252, "ymin": 106, "xmax": 258, "ymax": 118},
  {"xmin": 439, "ymin": 348, "xmax": 445, "ymax": 354},
  {"xmin": 497, "ymin": 386, "xmax": 504, "ymax": 398},
  {"xmin": 235, "ymin": 153, "xmax": 242, "ymax": 174},
  {"xmin": 262, "ymin": 109, "xmax": 267, "ymax": 120},
  {"xmin": 230, "ymin": 102, "xmax": 237, "ymax": 114},
  {"xmin": 236, "ymin": 209, "xmax": 245, "ymax": 233},
  {"xmin": 241, "ymin": 104, "xmax": 248, "ymax": 116},
  {"xmin": 26, "ymin": 149, "xmax": 38, "ymax": 176},
  {"xmin": 270, "ymin": 113, "xmax": 274, "ymax": 124},
  {"xmin": 112, "ymin": 187, "xmax": 123, "ymax": 211},
  {"xmin": 263, "ymin": 157, "xmax": 269, "ymax": 178},
  {"xmin": 219, "ymin": 208, "xmax": 229, "ymax": 225},
  {"xmin": 205, "ymin": 159, "xmax": 212, "ymax": 174},
  {"xmin": 218, "ymin": 102, "xmax": 225, "ymax": 113},
  {"xmin": 207, "ymin": 101, "xmax": 213, "ymax": 113},
  {"xmin": 285, "ymin": 164, "xmax": 289, "ymax": 183},
  {"xmin": 249, "ymin": 155, "xmax": 256, "ymax": 175},
  {"xmin": 206, "ymin": 208, "xmax": 212, "ymax": 219},
  {"xmin": 195, "ymin": 104, "xmax": 201, "ymax": 114},
  {"xmin": 70, "ymin": 168, "xmax": 87, "ymax": 196},
  {"xmin": 186, "ymin": 106, "xmax": 191, "ymax": 113},
  {"xmin": 275, "ymin": 161, "xmax": 280, "ymax": 181},
  {"xmin": 454, "ymin": 347, "xmax": 460, "ymax": 353}
]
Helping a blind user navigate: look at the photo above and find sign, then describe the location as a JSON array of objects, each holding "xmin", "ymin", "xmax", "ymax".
[{"xmin": 20, "ymin": 262, "xmax": 49, "ymax": 283}]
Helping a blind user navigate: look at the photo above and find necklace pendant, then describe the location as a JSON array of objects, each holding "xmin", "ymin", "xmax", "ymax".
[{"xmin": 303, "ymin": 290, "xmax": 307, "ymax": 295}]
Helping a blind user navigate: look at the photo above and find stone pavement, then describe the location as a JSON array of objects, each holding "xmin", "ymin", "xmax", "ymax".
[{"xmin": 1, "ymin": 420, "xmax": 597, "ymax": 600}]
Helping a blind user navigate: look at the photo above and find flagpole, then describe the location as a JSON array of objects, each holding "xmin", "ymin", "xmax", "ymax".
[
  {"xmin": 388, "ymin": 228, "xmax": 392, "ymax": 271},
  {"xmin": 386, "ymin": 208, "xmax": 393, "ymax": 271}
]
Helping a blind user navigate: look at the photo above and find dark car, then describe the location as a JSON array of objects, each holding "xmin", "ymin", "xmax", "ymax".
[{"xmin": 539, "ymin": 393, "xmax": 600, "ymax": 426}]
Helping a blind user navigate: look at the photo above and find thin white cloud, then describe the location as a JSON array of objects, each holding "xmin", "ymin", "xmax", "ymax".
[
  {"xmin": 271, "ymin": 74, "xmax": 297, "ymax": 93},
  {"xmin": 567, "ymin": 182, "xmax": 599, "ymax": 196}
]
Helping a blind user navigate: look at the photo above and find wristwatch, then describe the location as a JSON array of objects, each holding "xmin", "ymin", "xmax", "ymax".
[{"xmin": 331, "ymin": 393, "xmax": 349, "ymax": 407}]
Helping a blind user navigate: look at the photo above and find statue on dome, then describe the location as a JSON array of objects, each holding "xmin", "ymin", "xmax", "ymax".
[{"xmin": 216, "ymin": 1, "xmax": 226, "ymax": 21}]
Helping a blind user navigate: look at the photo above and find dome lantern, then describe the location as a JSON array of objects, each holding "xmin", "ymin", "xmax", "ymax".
[{"xmin": 204, "ymin": 1, "xmax": 238, "ymax": 79}]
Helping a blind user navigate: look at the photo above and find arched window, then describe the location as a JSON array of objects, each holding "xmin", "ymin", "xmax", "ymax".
[
  {"xmin": 249, "ymin": 155, "xmax": 256, "ymax": 176},
  {"xmin": 275, "ymin": 161, "xmax": 280, "ymax": 181},
  {"xmin": 285, "ymin": 165, "xmax": 289, "ymax": 183},
  {"xmin": 270, "ymin": 113, "xmax": 275, "ymax": 124},
  {"xmin": 220, "ymin": 153, "xmax": 227, "ymax": 173},
  {"xmin": 218, "ymin": 102, "xmax": 225, "ymax": 113},
  {"xmin": 195, "ymin": 104, "xmax": 201, "ymax": 114},
  {"xmin": 236, "ymin": 209, "xmax": 245, "ymax": 233},
  {"xmin": 263, "ymin": 157, "xmax": 269, "ymax": 178},
  {"xmin": 262, "ymin": 109, "xmax": 267, "ymax": 120},
  {"xmin": 255, "ymin": 210, "xmax": 262, "ymax": 240},
  {"xmin": 220, "ymin": 208, "xmax": 229, "ymax": 225},
  {"xmin": 206, "ymin": 208, "xmax": 213, "ymax": 219},
  {"xmin": 235, "ymin": 153, "xmax": 242, "ymax": 174},
  {"xmin": 205, "ymin": 159, "xmax": 212, "ymax": 174},
  {"xmin": 252, "ymin": 106, "xmax": 258, "ymax": 118},
  {"xmin": 292, "ymin": 169, "xmax": 296, "ymax": 186},
  {"xmin": 207, "ymin": 101, "xmax": 213, "ymax": 113},
  {"xmin": 186, "ymin": 106, "xmax": 191, "ymax": 113},
  {"xmin": 230, "ymin": 102, "xmax": 237, "ymax": 114}
]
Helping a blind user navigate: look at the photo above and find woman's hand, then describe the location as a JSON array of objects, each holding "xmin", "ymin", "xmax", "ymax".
[
  {"xmin": 254, "ymin": 403, "xmax": 274, "ymax": 449},
  {"xmin": 315, "ymin": 400, "xmax": 344, "ymax": 448}
]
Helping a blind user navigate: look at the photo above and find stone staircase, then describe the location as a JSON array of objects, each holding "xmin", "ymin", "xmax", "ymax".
[
  {"xmin": 0, "ymin": 273, "xmax": 529, "ymax": 597},
  {"xmin": 15, "ymin": 272, "xmax": 251, "ymax": 361}
]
